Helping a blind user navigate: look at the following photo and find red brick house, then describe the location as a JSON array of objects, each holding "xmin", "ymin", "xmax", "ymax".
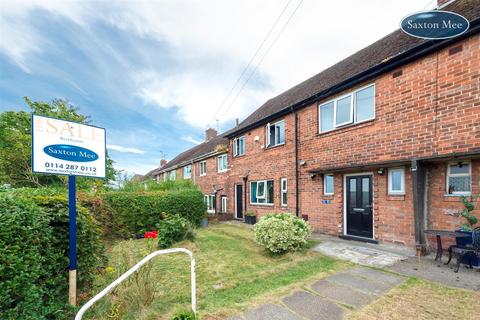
[
  {"xmin": 148, "ymin": 129, "xmax": 234, "ymax": 216},
  {"xmin": 148, "ymin": 0, "xmax": 480, "ymax": 252}
]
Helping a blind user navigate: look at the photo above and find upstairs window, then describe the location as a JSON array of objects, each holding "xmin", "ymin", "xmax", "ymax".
[
  {"xmin": 183, "ymin": 165, "xmax": 192, "ymax": 179},
  {"xmin": 447, "ymin": 162, "xmax": 471, "ymax": 195},
  {"xmin": 250, "ymin": 180, "xmax": 274, "ymax": 205},
  {"xmin": 388, "ymin": 168, "xmax": 405, "ymax": 195},
  {"xmin": 266, "ymin": 120, "xmax": 285, "ymax": 147},
  {"xmin": 199, "ymin": 161, "xmax": 207, "ymax": 176},
  {"xmin": 319, "ymin": 84, "xmax": 375, "ymax": 133},
  {"xmin": 233, "ymin": 136, "xmax": 245, "ymax": 156},
  {"xmin": 217, "ymin": 154, "xmax": 228, "ymax": 172}
]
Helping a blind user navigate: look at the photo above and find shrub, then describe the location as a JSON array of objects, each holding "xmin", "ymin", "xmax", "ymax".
[
  {"xmin": 0, "ymin": 188, "xmax": 104, "ymax": 319},
  {"xmin": 104, "ymin": 189, "xmax": 206, "ymax": 236},
  {"xmin": 157, "ymin": 214, "xmax": 194, "ymax": 248},
  {"xmin": 171, "ymin": 310, "xmax": 196, "ymax": 320},
  {"xmin": 254, "ymin": 213, "xmax": 311, "ymax": 254}
]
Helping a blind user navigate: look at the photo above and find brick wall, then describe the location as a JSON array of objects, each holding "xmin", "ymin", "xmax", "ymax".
[{"xmin": 229, "ymin": 113, "xmax": 297, "ymax": 219}]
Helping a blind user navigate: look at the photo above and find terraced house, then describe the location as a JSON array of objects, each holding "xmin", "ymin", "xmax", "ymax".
[{"xmin": 148, "ymin": 0, "xmax": 480, "ymax": 253}]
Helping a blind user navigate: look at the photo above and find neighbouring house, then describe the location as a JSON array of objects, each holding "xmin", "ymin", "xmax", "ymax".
[
  {"xmin": 147, "ymin": 128, "xmax": 234, "ymax": 216},
  {"xmin": 147, "ymin": 0, "xmax": 480, "ymax": 253}
]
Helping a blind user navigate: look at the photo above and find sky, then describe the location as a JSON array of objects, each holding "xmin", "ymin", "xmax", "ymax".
[{"xmin": 0, "ymin": 0, "xmax": 436, "ymax": 176}]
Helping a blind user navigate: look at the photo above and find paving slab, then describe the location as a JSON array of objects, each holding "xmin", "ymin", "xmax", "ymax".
[
  {"xmin": 311, "ymin": 279, "xmax": 374, "ymax": 308},
  {"xmin": 313, "ymin": 241, "xmax": 407, "ymax": 267},
  {"xmin": 346, "ymin": 266, "xmax": 404, "ymax": 286},
  {"xmin": 243, "ymin": 303, "xmax": 303, "ymax": 320},
  {"xmin": 327, "ymin": 272, "xmax": 393, "ymax": 295},
  {"xmin": 282, "ymin": 291, "xmax": 344, "ymax": 320}
]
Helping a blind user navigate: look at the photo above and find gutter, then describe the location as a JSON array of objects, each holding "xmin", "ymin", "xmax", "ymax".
[{"xmin": 226, "ymin": 18, "xmax": 480, "ymax": 138}]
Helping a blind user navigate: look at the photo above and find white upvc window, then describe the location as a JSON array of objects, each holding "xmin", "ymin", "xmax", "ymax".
[
  {"xmin": 233, "ymin": 136, "xmax": 245, "ymax": 157},
  {"xmin": 266, "ymin": 120, "xmax": 285, "ymax": 147},
  {"xmin": 388, "ymin": 167, "xmax": 405, "ymax": 195},
  {"xmin": 199, "ymin": 161, "xmax": 207, "ymax": 176},
  {"xmin": 324, "ymin": 174, "xmax": 334, "ymax": 195},
  {"xmin": 250, "ymin": 180, "xmax": 274, "ymax": 205},
  {"xmin": 183, "ymin": 165, "xmax": 192, "ymax": 179},
  {"xmin": 319, "ymin": 84, "xmax": 375, "ymax": 133},
  {"xmin": 221, "ymin": 196, "xmax": 227, "ymax": 213},
  {"xmin": 169, "ymin": 170, "xmax": 176, "ymax": 180},
  {"xmin": 281, "ymin": 178, "xmax": 287, "ymax": 206},
  {"xmin": 447, "ymin": 162, "xmax": 471, "ymax": 195},
  {"xmin": 163, "ymin": 173, "xmax": 167, "ymax": 181},
  {"xmin": 217, "ymin": 154, "xmax": 228, "ymax": 172},
  {"xmin": 204, "ymin": 195, "xmax": 216, "ymax": 214}
]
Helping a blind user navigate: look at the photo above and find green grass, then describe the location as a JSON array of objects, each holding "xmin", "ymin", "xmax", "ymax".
[
  {"xmin": 84, "ymin": 223, "xmax": 346, "ymax": 319},
  {"xmin": 348, "ymin": 276, "xmax": 480, "ymax": 320}
]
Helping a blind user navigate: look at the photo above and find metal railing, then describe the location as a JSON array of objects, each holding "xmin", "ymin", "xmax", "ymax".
[{"xmin": 75, "ymin": 248, "xmax": 196, "ymax": 320}]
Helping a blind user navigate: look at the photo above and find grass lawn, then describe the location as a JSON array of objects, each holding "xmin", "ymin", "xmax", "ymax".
[
  {"xmin": 348, "ymin": 277, "xmax": 480, "ymax": 320},
  {"xmin": 84, "ymin": 223, "xmax": 348, "ymax": 319}
]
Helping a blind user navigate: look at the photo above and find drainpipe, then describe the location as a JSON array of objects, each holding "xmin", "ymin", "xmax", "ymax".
[
  {"xmin": 294, "ymin": 109, "xmax": 299, "ymax": 217},
  {"xmin": 192, "ymin": 160, "xmax": 195, "ymax": 184},
  {"xmin": 243, "ymin": 176, "xmax": 248, "ymax": 212}
]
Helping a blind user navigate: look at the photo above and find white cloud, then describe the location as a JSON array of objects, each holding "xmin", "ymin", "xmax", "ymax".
[
  {"xmin": 1, "ymin": 0, "xmax": 434, "ymax": 128},
  {"xmin": 181, "ymin": 135, "xmax": 203, "ymax": 145},
  {"xmin": 107, "ymin": 144, "xmax": 145, "ymax": 154}
]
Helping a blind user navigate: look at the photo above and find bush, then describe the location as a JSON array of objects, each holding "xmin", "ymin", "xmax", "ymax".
[
  {"xmin": 157, "ymin": 215, "xmax": 194, "ymax": 248},
  {"xmin": 122, "ymin": 179, "xmax": 198, "ymax": 192},
  {"xmin": 171, "ymin": 310, "xmax": 196, "ymax": 320},
  {"xmin": 254, "ymin": 213, "xmax": 311, "ymax": 254},
  {"xmin": 0, "ymin": 188, "xmax": 104, "ymax": 319},
  {"xmin": 104, "ymin": 189, "xmax": 206, "ymax": 236}
]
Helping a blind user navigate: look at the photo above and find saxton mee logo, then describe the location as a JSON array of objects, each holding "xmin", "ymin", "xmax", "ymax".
[
  {"xmin": 401, "ymin": 10, "xmax": 469, "ymax": 40},
  {"xmin": 44, "ymin": 144, "xmax": 99, "ymax": 162}
]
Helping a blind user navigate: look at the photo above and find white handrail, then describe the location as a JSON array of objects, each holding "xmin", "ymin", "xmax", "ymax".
[{"xmin": 75, "ymin": 248, "xmax": 196, "ymax": 320}]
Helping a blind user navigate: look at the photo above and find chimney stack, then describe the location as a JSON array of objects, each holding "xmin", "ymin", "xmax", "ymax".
[
  {"xmin": 205, "ymin": 128, "xmax": 217, "ymax": 141},
  {"xmin": 160, "ymin": 159, "xmax": 167, "ymax": 167}
]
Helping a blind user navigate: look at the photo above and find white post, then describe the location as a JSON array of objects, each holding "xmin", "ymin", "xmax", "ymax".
[{"xmin": 75, "ymin": 248, "xmax": 196, "ymax": 320}]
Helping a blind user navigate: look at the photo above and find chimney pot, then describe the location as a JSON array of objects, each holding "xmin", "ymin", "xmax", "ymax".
[
  {"xmin": 160, "ymin": 159, "xmax": 167, "ymax": 167},
  {"xmin": 205, "ymin": 128, "xmax": 217, "ymax": 141}
]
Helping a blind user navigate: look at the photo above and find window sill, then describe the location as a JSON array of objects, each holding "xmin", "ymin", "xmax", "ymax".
[
  {"xmin": 317, "ymin": 118, "xmax": 375, "ymax": 137},
  {"xmin": 443, "ymin": 194, "xmax": 471, "ymax": 202},
  {"xmin": 217, "ymin": 169, "xmax": 229, "ymax": 173},
  {"xmin": 199, "ymin": 174, "xmax": 206, "ymax": 177},
  {"xmin": 233, "ymin": 154, "xmax": 246, "ymax": 158},
  {"xmin": 387, "ymin": 194, "xmax": 405, "ymax": 201},
  {"xmin": 322, "ymin": 194, "xmax": 334, "ymax": 198},
  {"xmin": 249, "ymin": 203, "xmax": 274, "ymax": 207},
  {"xmin": 265, "ymin": 143, "xmax": 285, "ymax": 150}
]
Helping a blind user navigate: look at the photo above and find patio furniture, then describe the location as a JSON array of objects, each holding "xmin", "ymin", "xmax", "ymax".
[
  {"xmin": 423, "ymin": 229, "xmax": 471, "ymax": 262},
  {"xmin": 446, "ymin": 227, "xmax": 480, "ymax": 273}
]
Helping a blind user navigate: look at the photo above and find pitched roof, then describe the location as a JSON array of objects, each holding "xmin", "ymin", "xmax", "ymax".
[
  {"xmin": 145, "ymin": 130, "xmax": 232, "ymax": 177},
  {"xmin": 228, "ymin": 0, "xmax": 480, "ymax": 136}
]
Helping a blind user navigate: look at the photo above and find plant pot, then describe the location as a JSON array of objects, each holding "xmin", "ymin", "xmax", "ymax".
[
  {"xmin": 200, "ymin": 217, "xmax": 209, "ymax": 228},
  {"xmin": 455, "ymin": 229, "xmax": 478, "ymax": 267},
  {"xmin": 245, "ymin": 215, "xmax": 256, "ymax": 225}
]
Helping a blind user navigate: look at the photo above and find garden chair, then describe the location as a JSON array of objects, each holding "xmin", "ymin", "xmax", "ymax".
[{"xmin": 446, "ymin": 227, "xmax": 480, "ymax": 273}]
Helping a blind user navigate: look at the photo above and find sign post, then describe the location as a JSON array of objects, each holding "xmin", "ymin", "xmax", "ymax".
[
  {"xmin": 32, "ymin": 115, "xmax": 106, "ymax": 306},
  {"xmin": 68, "ymin": 175, "xmax": 77, "ymax": 305}
]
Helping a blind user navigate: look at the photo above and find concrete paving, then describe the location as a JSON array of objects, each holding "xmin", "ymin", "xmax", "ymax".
[{"xmin": 229, "ymin": 266, "xmax": 404, "ymax": 320}]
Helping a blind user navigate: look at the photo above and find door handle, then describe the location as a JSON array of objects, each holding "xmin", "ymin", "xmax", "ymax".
[{"xmin": 353, "ymin": 208, "xmax": 365, "ymax": 212}]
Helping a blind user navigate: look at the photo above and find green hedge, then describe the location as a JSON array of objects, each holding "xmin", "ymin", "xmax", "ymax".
[
  {"xmin": 0, "ymin": 189, "xmax": 104, "ymax": 319},
  {"xmin": 104, "ymin": 189, "xmax": 207, "ymax": 236}
]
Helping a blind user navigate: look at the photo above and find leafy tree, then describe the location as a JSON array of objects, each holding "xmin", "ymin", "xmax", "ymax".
[{"xmin": 0, "ymin": 97, "xmax": 115, "ymax": 188}]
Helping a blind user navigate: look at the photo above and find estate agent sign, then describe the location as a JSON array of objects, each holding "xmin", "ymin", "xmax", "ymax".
[
  {"xmin": 32, "ymin": 115, "xmax": 106, "ymax": 178},
  {"xmin": 401, "ymin": 10, "xmax": 469, "ymax": 40},
  {"xmin": 32, "ymin": 114, "xmax": 106, "ymax": 306}
]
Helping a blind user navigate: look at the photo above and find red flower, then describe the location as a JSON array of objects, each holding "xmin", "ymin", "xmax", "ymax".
[{"xmin": 144, "ymin": 230, "xmax": 158, "ymax": 239}]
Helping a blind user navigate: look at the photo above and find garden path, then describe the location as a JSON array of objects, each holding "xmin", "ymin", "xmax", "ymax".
[{"xmin": 228, "ymin": 266, "xmax": 404, "ymax": 320}]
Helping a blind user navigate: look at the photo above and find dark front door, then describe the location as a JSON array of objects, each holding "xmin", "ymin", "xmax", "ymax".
[
  {"xmin": 346, "ymin": 175, "xmax": 373, "ymax": 238},
  {"xmin": 235, "ymin": 184, "xmax": 243, "ymax": 219}
]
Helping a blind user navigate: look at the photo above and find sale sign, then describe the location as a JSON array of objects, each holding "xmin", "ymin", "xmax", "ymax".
[{"xmin": 32, "ymin": 115, "xmax": 106, "ymax": 178}]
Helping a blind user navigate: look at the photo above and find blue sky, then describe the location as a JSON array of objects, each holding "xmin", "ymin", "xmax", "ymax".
[{"xmin": 0, "ymin": 0, "xmax": 433, "ymax": 175}]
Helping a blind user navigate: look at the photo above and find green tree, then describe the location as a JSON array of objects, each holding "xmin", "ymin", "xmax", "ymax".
[{"xmin": 0, "ymin": 97, "xmax": 115, "ymax": 188}]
